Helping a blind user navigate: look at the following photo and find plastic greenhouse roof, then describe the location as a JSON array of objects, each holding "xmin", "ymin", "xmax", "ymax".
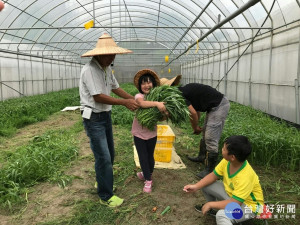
[{"xmin": 0, "ymin": 0, "xmax": 299, "ymax": 67}]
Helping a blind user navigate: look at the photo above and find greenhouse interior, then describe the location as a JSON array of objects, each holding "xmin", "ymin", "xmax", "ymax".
[{"xmin": 0, "ymin": 0, "xmax": 300, "ymax": 225}]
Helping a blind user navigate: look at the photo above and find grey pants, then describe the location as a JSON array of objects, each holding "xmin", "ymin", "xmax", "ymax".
[
  {"xmin": 202, "ymin": 181, "xmax": 256, "ymax": 225},
  {"xmin": 203, "ymin": 96, "xmax": 230, "ymax": 153}
]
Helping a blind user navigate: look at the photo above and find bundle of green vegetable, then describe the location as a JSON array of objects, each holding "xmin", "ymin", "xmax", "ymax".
[{"xmin": 136, "ymin": 85, "xmax": 190, "ymax": 130}]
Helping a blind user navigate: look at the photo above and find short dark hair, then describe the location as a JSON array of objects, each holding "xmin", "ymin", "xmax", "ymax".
[
  {"xmin": 138, "ymin": 73, "xmax": 157, "ymax": 93},
  {"xmin": 224, "ymin": 135, "xmax": 252, "ymax": 162}
]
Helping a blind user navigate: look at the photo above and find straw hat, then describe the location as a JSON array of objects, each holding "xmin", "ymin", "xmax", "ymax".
[
  {"xmin": 160, "ymin": 75, "xmax": 182, "ymax": 86},
  {"xmin": 134, "ymin": 69, "xmax": 160, "ymax": 88},
  {"xmin": 81, "ymin": 33, "xmax": 132, "ymax": 57}
]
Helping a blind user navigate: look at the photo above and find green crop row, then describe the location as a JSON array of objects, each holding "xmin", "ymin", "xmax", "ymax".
[
  {"xmin": 0, "ymin": 127, "xmax": 80, "ymax": 208},
  {"xmin": 221, "ymin": 103, "xmax": 300, "ymax": 171},
  {"xmin": 0, "ymin": 88, "xmax": 80, "ymax": 137}
]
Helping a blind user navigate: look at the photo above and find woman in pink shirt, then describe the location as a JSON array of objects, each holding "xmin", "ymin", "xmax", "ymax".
[{"xmin": 131, "ymin": 69, "xmax": 168, "ymax": 193}]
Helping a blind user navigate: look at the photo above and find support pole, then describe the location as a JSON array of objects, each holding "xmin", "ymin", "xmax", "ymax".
[
  {"xmin": 93, "ymin": 0, "xmax": 95, "ymax": 27},
  {"xmin": 201, "ymin": 60, "xmax": 204, "ymax": 84},
  {"xmin": 30, "ymin": 56, "xmax": 33, "ymax": 96},
  {"xmin": 295, "ymin": 79, "xmax": 299, "ymax": 124},
  {"xmin": 42, "ymin": 53, "xmax": 45, "ymax": 94},
  {"xmin": 64, "ymin": 58, "xmax": 67, "ymax": 89},
  {"xmin": 224, "ymin": 62, "xmax": 227, "ymax": 95},
  {"xmin": 218, "ymin": 50, "xmax": 221, "ymax": 91},
  {"xmin": 51, "ymin": 58, "xmax": 53, "ymax": 92},
  {"xmin": 22, "ymin": 77, "xmax": 25, "ymax": 96},
  {"xmin": 0, "ymin": 60, "xmax": 2, "ymax": 101},
  {"xmin": 296, "ymin": 28, "xmax": 300, "ymax": 124},
  {"xmin": 236, "ymin": 38, "xmax": 241, "ymax": 102},
  {"xmin": 249, "ymin": 30, "xmax": 254, "ymax": 106},
  {"xmin": 17, "ymin": 50, "xmax": 21, "ymax": 97}
]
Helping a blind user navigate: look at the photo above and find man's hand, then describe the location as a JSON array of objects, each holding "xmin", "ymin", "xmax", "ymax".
[
  {"xmin": 183, "ymin": 184, "xmax": 198, "ymax": 193},
  {"xmin": 201, "ymin": 202, "xmax": 212, "ymax": 215},
  {"xmin": 193, "ymin": 126, "xmax": 202, "ymax": 135},
  {"xmin": 124, "ymin": 99, "xmax": 139, "ymax": 111}
]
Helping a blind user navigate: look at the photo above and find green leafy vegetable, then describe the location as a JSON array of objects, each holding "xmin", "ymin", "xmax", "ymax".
[{"xmin": 135, "ymin": 85, "xmax": 190, "ymax": 130}]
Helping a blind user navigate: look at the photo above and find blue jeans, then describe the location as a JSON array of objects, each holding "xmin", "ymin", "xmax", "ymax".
[{"xmin": 83, "ymin": 111, "xmax": 114, "ymax": 201}]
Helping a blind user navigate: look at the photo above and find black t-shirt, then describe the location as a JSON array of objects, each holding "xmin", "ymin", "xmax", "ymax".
[{"xmin": 178, "ymin": 83, "xmax": 223, "ymax": 112}]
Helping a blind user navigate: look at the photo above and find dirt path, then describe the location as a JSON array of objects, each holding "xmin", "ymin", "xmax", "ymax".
[{"xmin": 0, "ymin": 111, "xmax": 215, "ymax": 225}]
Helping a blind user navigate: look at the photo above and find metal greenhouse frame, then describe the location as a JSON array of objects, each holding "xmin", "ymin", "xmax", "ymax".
[{"xmin": 0, "ymin": 0, "xmax": 299, "ymax": 124}]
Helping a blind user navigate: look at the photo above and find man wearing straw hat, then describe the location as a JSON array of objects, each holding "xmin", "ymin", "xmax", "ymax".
[
  {"xmin": 160, "ymin": 76, "xmax": 230, "ymax": 179},
  {"xmin": 80, "ymin": 33, "xmax": 139, "ymax": 207},
  {"xmin": 160, "ymin": 75, "xmax": 182, "ymax": 86}
]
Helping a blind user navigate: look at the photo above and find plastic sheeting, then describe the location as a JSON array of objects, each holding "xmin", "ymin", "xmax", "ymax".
[{"xmin": 0, "ymin": 0, "xmax": 299, "ymax": 124}]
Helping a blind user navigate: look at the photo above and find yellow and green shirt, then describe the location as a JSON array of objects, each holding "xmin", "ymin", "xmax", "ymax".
[{"xmin": 214, "ymin": 159, "xmax": 264, "ymax": 214}]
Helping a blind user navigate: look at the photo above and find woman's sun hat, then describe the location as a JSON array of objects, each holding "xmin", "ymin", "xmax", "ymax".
[
  {"xmin": 134, "ymin": 69, "xmax": 160, "ymax": 88},
  {"xmin": 81, "ymin": 33, "xmax": 132, "ymax": 57},
  {"xmin": 160, "ymin": 75, "xmax": 182, "ymax": 86}
]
